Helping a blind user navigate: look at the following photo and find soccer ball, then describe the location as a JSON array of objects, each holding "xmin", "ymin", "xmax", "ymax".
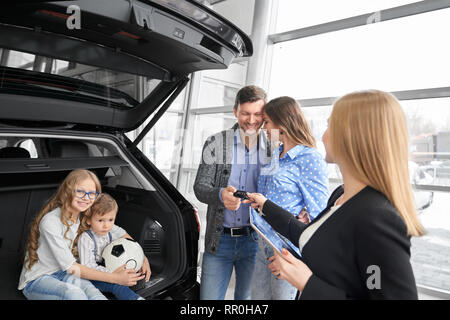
[{"xmin": 102, "ymin": 238, "xmax": 145, "ymax": 272}]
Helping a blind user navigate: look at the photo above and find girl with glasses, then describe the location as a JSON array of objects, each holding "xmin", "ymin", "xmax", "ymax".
[{"xmin": 19, "ymin": 169, "xmax": 144, "ymax": 300}]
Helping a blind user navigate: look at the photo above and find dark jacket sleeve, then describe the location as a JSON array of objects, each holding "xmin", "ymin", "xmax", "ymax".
[
  {"xmin": 193, "ymin": 138, "xmax": 221, "ymax": 206},
  {"xmin": 301, "ymin": 275, "xmax": 348, "ymax": 300},
  {"xmin": 261, "ymin": 186, "xmax": 344, "ymax": 247},
  {"xmin": 262, "ymin": 200, "xmax": 308, "ymax": 246}
]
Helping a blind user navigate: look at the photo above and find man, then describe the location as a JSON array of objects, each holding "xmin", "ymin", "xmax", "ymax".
[{"xmin": 194, "ymin": 85, "xmax": 271, "ymax": 300}]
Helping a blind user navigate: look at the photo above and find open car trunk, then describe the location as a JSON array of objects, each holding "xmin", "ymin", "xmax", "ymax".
[
  {"xmin": 0, "ymin": 0, "xmax": 252, "ymax": 132},
  {"xmin": 0, "ymin": 130, "xmax": 191, "ymax": 299},
  {"xmin": 0, "ymin": 0, "xmax": 251, "ymax": 300}
]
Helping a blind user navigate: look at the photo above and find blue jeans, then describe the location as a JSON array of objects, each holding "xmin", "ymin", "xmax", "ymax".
[
  {"xmin": 200, "ymin": 231, "xmax": 258, "ymax": 300},
  {"xmin": 251, "ymin": 236, "xmax": 297, "ymax": 300},
  {"xmin": 23, "ymin": 270, "xmax": 107, "ymax": 300},
  {"xmin": 91, "ymin": 280, "xmax": 140, "ymax": 300}
]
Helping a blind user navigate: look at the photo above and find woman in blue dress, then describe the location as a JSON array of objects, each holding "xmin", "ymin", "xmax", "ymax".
[{"xmin": 251, "ymin": 96, "xmax": 329, "ymax": 300}]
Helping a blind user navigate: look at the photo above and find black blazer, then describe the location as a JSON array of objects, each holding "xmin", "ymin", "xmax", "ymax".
[{"xmin": 262, "ymin": 185, "xmax": 418, "ymax": 300}]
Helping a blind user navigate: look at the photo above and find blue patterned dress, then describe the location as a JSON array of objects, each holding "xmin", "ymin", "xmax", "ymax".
[{"xmin": 251, "ymin": 144, "xmax": 329, "ymax": 300}]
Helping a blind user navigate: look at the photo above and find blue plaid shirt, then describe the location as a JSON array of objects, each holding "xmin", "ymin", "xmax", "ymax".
[{"xmin": 258, "ymin": 144, "xmax": 329, "ymax": 219}]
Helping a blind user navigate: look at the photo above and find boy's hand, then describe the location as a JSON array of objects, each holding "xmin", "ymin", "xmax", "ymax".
[
  {"xmin": 113, "ymin": 264, "xmax": 145, "ymax": 286},
  {"xmin": 140, "ymin": 257, "xmax": 151, "ymax": 282}
]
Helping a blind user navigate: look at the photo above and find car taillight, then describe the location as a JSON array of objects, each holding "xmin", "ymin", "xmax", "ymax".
[
  {"xmin": 193, "ymin": 207, "xmax": 201, "ymax": 233},
  {"xmin": 39, "ymin": 9, "xmax": 69, "ymax": 19},
  {"xmin": 117, "ymin": 31, "xmax": 141, "ymax": 40}
]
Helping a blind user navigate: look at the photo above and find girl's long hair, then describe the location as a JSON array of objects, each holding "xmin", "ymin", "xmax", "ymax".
[
  {"xmin": 264, "ymin": 96, "xmax": 316, "ymax": 149},
  {"xmin": 23, "ymin": 169, "xmax": 101, "ymax": 269},
  {"xmin": 329, "ymin": 90, "xmax": 424, "ymax": 237}
]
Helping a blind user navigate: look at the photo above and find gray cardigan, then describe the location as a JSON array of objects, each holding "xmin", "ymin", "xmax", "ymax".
[{"xmin": 193, "ymin": 123, "xmax": 272, "ymax": 254}]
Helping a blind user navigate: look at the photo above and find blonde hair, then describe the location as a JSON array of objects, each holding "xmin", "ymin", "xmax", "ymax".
[
  {"xmin": 329, "ymin": 90, "xmax": 424, "ymax": 237},
  {"xmin": 264, "ymin": 96, "xmax": 316, "ymax": 149},
  {"xmin": 24, "ymin": 169, "xmax": 102, "ymax": 269}
]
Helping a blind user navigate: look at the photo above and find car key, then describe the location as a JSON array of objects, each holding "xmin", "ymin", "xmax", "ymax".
[
  {"xmin": 233, "ymin": 190, "xmax": 261, "ymax": 213},
  {"xmin": 233, "ymin": 190, "xmax": 249, "ymax": 200}
]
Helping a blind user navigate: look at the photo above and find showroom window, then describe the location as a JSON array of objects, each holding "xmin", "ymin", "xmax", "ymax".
[
  {"xmin": 131, "ymin": 84, "xmax": 188, "ymax": 185},
  {"xmin": 196, "ymin": 62, "xmax": 248, "ymax": 108},
  {"xmin": 269, "ymin": 7, "xmax": 450, "ymax": 100},
  {"xmin": 275, "ymin": 0, "xmax": 419, "ymax": 32}
]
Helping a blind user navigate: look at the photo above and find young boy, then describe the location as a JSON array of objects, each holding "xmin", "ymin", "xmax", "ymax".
[{"xmin": 77, "ymin": 193, "xmax": 151, "ymax": 300}]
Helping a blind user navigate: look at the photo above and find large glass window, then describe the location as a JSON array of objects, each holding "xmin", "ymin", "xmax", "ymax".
[
  {"xmin": 196, "ymin": 62, "xmax": 248, "ymax": 108},
  {"xmin": 0, "ymin": 48, "xmax": 163, "ymax": 108},
  {"xmin": 138, "ymin": 112, "xmax": 184, "ymax": 183},
  {"xmin": 269, "ymin": 8, "xmax": 450, "ymax": 100},
  {"xmin": 400, "ymin": 98, "xmax": 450, "ymax": 293},
  {"xmin": 168, "ymin": 85, "xmax": 187, "ymax": 111},
  {"xmin": 275, "ymin": 0, "xmax": 421, "ymax": 33}
]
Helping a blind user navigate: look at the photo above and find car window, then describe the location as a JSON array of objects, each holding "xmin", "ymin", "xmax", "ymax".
[
  {"xmin": 18, "ymin": 139, "xmax": 37, "ymax": 158},
  {"xmin": 1, "ymin": 48, "xmax": 161, "ymax": 109}
]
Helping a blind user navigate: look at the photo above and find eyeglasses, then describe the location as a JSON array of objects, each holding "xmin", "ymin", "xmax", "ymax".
[{"xmin": 74, "ymin": 189, "xmax": 100, "ymax": 200}]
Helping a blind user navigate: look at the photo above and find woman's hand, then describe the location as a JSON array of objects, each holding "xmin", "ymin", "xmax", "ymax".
[
  {"xmin": 112, "ymin": 264, "xmax": 145, "ymax": 286},
  {"xmin": 268, "ymin": 248, "xmax": 313, "ymax": 292},
  {"xmin": 139, "ymin": 257, "xmax": 151, "ymax": 282},
  {"xmin": 297, "ymin": 208, "xmax": 311, "ymax": 224},
  {"xmin": 243, "ymin": 193, "xmax": 268, "ymax": 211}
]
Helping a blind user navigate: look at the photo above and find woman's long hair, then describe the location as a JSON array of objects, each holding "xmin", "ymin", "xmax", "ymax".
[
  {"xmin": 329, "ymin": 90, "xmax": 424, "ymax": 237},
  {"xmin": 264, "ymin": 96, "xmax": 316, "ymax": 149},
  {"xmin": 23, "ymin": 169, "xmax": 102, "ymax": 269}
]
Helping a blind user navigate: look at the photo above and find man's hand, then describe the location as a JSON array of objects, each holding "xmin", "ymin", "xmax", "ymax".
[{"xmin": 221, "ymin": 185, "xmax": 241, "ymax": 211}]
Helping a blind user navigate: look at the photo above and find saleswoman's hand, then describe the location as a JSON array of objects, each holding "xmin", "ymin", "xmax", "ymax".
[
  {"xmin": 268, "ymin": 248, "xmax": 313, "ymax": 292},
  {"xmin": 243, "ymin": 193, "xmax": 268, "ymax": 211}
]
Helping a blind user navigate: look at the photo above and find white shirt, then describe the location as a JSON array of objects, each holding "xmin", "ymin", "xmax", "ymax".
[
  {"xmin": 18, "ymin": 207, "xmax": 79, "ymax": 290},
  {"xmin": 77, "ymin": 226, "xmax": 126, "ymax": 272}
]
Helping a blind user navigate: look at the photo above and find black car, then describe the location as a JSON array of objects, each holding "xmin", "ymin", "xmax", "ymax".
[{"xmin": 0, "ymin": 0, "xmax": 252, "ymax": 299}]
